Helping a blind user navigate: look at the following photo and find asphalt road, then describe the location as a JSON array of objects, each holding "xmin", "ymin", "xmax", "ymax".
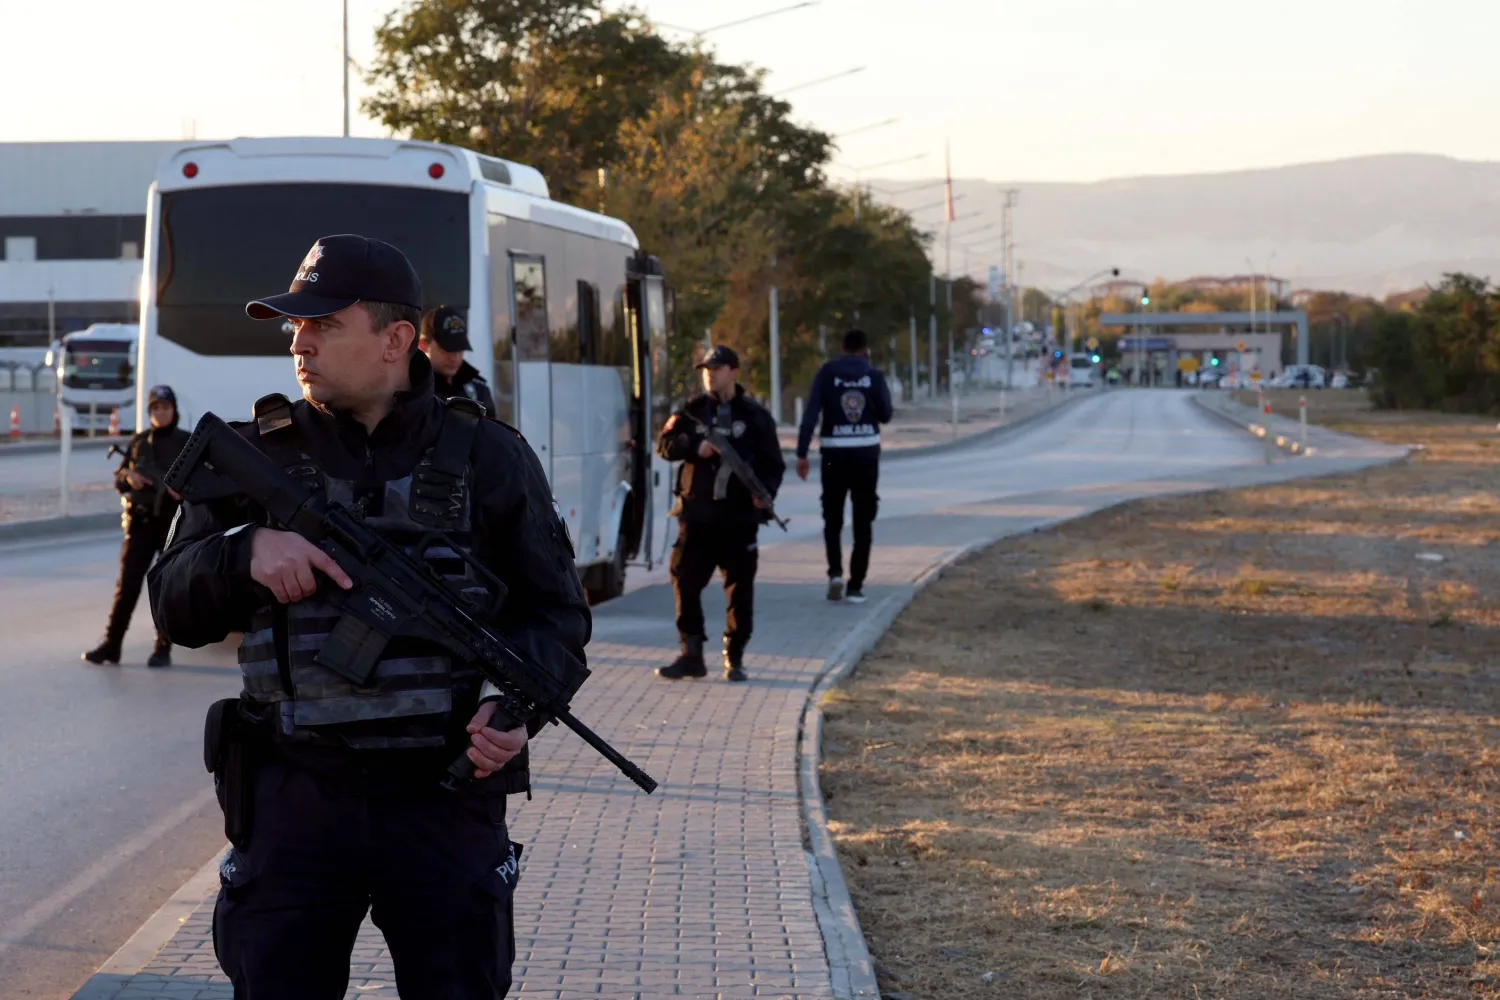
[
  {"xmin": 0, "ymin": 389, "xmax": 1312, "ymax": 998},
  {"xmin": 0, "ymin": 441, "xmax": 117, "ymax": 497}
]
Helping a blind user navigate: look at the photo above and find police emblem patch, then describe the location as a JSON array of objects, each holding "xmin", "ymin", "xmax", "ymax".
[
  {"xmin": 840, "ymin": 390, "xmax": 867, "ymax": 423},
  {"xmin": 295, "ymin": 243, "xmax": 325, "ymax": 283},
  {"xmin": 731, "ymin": 420, "xmax": 747, "ymax": 438}
]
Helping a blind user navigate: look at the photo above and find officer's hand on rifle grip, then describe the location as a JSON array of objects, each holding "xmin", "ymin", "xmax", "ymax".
[
  {"xmin": 249, "ymin": 527, "xmax": 354, "ymax": 604},
  {"xmin": 465, "ymin": 700, "xmax": 528, "ymax": 779},
  {"xmin": 697, "ymin": 439, "xmax": 719, "ymax": 459}
]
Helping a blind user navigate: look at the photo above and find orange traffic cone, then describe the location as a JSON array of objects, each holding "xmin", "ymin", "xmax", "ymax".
[
  {"xmin": 8, "ymin": 406, "xmax": 20, "ymax": 441},
  {"xmin": 108, "ymin": 408, "xmax": 120, "ymax": 437}
]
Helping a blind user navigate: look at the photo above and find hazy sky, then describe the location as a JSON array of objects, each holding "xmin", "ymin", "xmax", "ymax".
[{"xmin": 4, "ymin": 0, "xmax": 1498, "ymax": 184}]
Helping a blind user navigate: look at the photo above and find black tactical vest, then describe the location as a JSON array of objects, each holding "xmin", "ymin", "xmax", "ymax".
[{"xmin": 236, "ymin": 394, "xmax": 495, "ymax": 751}]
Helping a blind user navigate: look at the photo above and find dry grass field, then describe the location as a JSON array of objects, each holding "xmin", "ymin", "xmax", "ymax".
[{"xmin": 823, "ymin": 392, "xmax": 1500, "ymax": 998}]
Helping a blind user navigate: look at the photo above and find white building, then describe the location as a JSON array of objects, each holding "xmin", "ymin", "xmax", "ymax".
[{"xmin": 0, "ymin": 141, "xmax": 182, "ymax": 346}]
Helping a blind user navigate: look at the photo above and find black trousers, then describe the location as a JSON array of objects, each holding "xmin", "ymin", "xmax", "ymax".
[
  {"xmin": 214, "ymin": 761, "xmax": 519, "ymax": 999},
  {"xmin": 671, "ymin": 519, "xmax": 759, "ymax": 652},
  {"xmin": 821, "ymin": 453, "xmax": 880, "ymax": 589},
  {"xmin": 106, "ymin": 512, "xmax": 173, "ymax": 650}
]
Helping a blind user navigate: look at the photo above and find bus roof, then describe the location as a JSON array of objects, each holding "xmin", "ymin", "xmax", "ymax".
[
  {"xmin": 153, "ymin": 137, "xmax": 638, "ymax": 249},
  {"xmin": 64, "ymin": 323, "xmax": 137, "ymax": 342}
]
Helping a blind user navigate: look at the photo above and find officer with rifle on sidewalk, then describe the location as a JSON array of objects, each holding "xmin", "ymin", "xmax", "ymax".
[
  {"xmin": 655, "ymin": 345, "xmax": 786, "ymax": 683},
  {"xmin": 146, "ymin": 234, "xmax": 599, "ymax": 999},
  {"xmin": 82, "ymin": 384, "xmax": 189, "ymax": 667}
]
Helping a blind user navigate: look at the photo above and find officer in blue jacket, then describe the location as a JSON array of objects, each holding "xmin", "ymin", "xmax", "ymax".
[{"xmin": 795, "ymin": 330, "xmax": 893, "ymax": 604}]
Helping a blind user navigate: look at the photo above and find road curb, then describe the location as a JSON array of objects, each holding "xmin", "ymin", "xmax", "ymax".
[
  {"xmin": 1191, "ymin": 392, "xmax": 1316, "ymax": 457},
  {"xmin": 0, "ymin": 436, "xmax": 120, "ymax": 457},
  {"xmin": 70, "ymin": 850, "xmax": 226, "ymax": 999},
  {"xmin": 0, "ymin": 511, "xmax": 118, "ymax": 544},
  {"xmin": 797, "ymin": 542, "xmax": 989, "ymax": 999}
]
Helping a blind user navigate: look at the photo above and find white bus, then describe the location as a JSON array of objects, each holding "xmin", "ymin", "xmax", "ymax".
[
  {"xmin": 136, "ymin": 137, "xmax": 678, "ymax": 602},
  {"xmin": 47, "ymin": 323, "xmax": 139, "ymax": 433}
]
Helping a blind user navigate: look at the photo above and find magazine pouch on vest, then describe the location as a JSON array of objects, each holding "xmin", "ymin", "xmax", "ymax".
[{"xmin": 238, "ymin": 395, "xmax": 495, "ymax": 751}]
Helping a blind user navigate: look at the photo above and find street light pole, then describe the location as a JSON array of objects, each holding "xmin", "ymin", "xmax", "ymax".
[{"xmin": 342, "ymin": 0, "xmax": 350, "ymax": 137}]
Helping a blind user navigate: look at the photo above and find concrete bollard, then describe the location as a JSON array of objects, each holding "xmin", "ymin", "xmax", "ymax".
[{"xmin": 1299, "ymin": 394, "xmax": 1308, "ymax": 452}]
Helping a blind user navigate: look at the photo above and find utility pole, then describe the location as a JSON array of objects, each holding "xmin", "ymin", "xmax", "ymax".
[
  {"xmin": 944, "ymin": 140, "xmax": 953, "ymax": 396},
  {"xmin": 1001, "ymin": 188, "xmax": 1019, "ymax": 388},
  {"xmin": 342, "ymin": 0, "xmax": 351, "ymax": 137},
  {"xmin": 909, "ymin": 314, "xmax": 918, "ymax": 402},
  {"xmin": 769, "ymin": 253, "xmax": 782, "ymax": 423},
  {"xmin": 928, "ymin": 274, "xmax": 937, "ymax": 399}
]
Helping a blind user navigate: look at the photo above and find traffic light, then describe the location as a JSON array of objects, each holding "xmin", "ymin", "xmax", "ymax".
[
  {"xmin": 1210, "ymin": 357, "xmax": 1220, "ymax": 367},
  {"xmin": 1090, "ymin": 353, "xmax": 1101, "ymax": 364},
  {"xmin": 1140, "ymin": 292, "xmax": 1150, "ymax": 306}
]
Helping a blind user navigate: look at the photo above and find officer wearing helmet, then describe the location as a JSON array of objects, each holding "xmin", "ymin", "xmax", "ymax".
[
  {"xmin": 147, "ymin": 235, "xmax": 588, "ymax": 998},
  {"xmin": 83, "ymin": 384, "xmax": 190, "ymax": 668},
  {"xmin": 421, "ymin": 305, "xmax": 497, "ymax": 416}
]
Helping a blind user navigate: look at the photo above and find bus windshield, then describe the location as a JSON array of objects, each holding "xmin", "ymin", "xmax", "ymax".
[
  {"xmin": 63, "ymin": 340, "xmax": 135, "ymax": 390},
  {"xmin": 155, "ymin": 183, "xmax": 470, "ymax": 357},
  {"xmin": 1069, "ymin": 356, "xmax": 1093, "ymax": 369}
]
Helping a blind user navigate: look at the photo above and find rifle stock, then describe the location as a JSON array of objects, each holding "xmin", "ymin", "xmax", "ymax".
[{"xmin": 163, "ymin": 412, "xmax": 658, "ymax": 795}]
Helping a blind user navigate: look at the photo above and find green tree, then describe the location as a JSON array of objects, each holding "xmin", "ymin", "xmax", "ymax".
[
  {"xmin": 364, "ymin": 0, "xmax": 938, "ymax": 417},
  {"xmin": 364, "ymin": 1, "xmax": 688, "ymax": 203}
]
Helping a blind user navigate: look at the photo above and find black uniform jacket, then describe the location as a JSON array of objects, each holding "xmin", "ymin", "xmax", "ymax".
[
  {"xmin": 115, "ymin": 424, "xmax": 191, "ymax": 520},
  {"xmin": 434, "ymin": 360, "xmax": 498, "ymax": 418},
  {"xmin": 656, "ymin": 385, "xmax": 785, "ymax": 526},
  {"xmin": 147, "ymin": 353, "xmax": 590, "ymax": 786}
]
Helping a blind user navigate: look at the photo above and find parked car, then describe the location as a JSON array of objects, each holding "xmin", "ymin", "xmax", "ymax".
[{"xmin": 1279, "ymin": 365, "xmax": 1327, "ymax": 389}]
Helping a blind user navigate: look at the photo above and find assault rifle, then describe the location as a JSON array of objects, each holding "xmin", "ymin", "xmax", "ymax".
[
  {"xmin": 108, "ymin": 441, "xmax": 176, "ymax": 518},
  {"xmin": 163, "ymin": 412, "xmax": 657, "ymax": 795},
  {"xmin": 689, "ymin": 416, "xmax": 788, "ymax": 531}
]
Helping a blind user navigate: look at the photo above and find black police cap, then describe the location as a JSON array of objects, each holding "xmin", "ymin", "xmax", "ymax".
[
  {"xmin": 695, "ymin": 345, "xmax": 740, "ymax": 370},
  {"xmin": 246, "ymin": 235, "xmax": 422, "ymax": 321},
  {"xmin": 421, "ymin": 305, "xmax": 472, "ymax": 352}
]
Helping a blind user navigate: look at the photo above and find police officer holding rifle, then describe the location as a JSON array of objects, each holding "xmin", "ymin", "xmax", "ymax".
[
  {"xmin": 83, "ymin": 384, "xmax": 189, "ymax": 667},
  {"xmin": 147, "ymin": 235, "xmax": 594, "ymax": 999},
  {"xmin": 655, "ymin": 346, "xmax": 785, "ymax": 683}
]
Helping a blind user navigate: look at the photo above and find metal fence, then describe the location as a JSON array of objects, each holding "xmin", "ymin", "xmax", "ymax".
[{"xmin": 0, "ymin": 363, "xmax": 59, "ymax": 435}]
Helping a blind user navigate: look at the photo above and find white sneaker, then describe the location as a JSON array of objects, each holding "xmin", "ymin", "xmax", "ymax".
[
  {"xmin": 844, "ymin": 587, "xmax": 868, "ymax": 604},
  {"xmin": 827, "ymin": 577, "xmax": 844, "ymax": 601}
]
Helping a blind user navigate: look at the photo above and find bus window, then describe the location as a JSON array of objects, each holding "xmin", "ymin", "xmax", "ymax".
[
  {"xmin": 155, "ymin": 184, "xmax": 468, "ymax": 357},
  {"xmin": 576, "ymin": 280, "xmax": 600, "ymax": 365},
  {"xmin": 512, "ymin": 258, "xmax": 549, "ymax": 360},
  {"xmin": 644, "ymin": 277, "xmax": 670, "ymax": 433},
  {"xmin": 63, "ymin": 340, "xmax": 135, "ymax": 390}
]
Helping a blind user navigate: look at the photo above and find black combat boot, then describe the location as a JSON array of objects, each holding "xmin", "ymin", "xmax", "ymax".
[
  {"xmin": 656, "ymin": 636, "xmax": 707, "ymax": 680},
  {"xmin": 723, "ymin": 638, "xmax": 748, "ymax": 683},
  {"xmin": 147, "ymin": 636, "xmax": 172, "ymax": 669},
  {"xmin": 82, "ymin": 638, "xmax": 122, "ymax": 666}
]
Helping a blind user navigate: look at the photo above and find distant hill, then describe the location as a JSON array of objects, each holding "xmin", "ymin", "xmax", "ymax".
[{"xmin": 873, "ymin": 154, "xmax": 1500, "ymax": 297}]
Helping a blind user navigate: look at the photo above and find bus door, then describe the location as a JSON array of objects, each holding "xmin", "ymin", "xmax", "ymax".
[
  {"xmin": 508, "ymin": 254, "xmax": 552, "ymax": 482},
  {"xmin": 641, "ymin": 273, "xmax": 674, "ymax": 568},
  {"xmin": 621, "ymin": 258, "xmax": 673, "ymax": 569}
]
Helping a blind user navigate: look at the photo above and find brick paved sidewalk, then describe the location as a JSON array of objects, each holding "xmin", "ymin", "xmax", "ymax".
[{"xmin": 70, "ymin": 437, "xmax": 1401, "ymax": 1000}]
